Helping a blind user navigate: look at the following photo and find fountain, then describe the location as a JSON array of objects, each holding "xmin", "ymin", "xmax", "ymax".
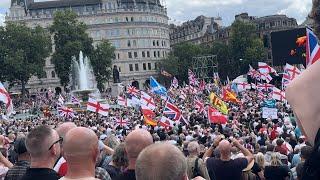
[{"xmin": 70, "ymin": 51, "xmax": 98, "ymax": 102}]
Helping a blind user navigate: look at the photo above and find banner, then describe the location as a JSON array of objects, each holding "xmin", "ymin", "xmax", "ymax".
[
  {"xmin": 262, "ymin": 107, "xmax": 278, "ymax": 119},
  {"xmin": 209, "ymin": 92, "xmax": 228, "ymax": 115}
]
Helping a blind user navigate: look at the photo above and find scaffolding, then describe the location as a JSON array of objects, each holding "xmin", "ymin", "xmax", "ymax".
[{"xmin": 192, "ymin": 55, "xmax": 218, "ymax": 81}]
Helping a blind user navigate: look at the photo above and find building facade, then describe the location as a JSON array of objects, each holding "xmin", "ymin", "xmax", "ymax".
[
  {"xmin": 6, "ymin": 0, "xmax": 170, "ymax": 92},
  {"xmin": 201, "ymin": 13, "xmax": 298, "ymax": 63},
  {"xmin": 169, "ymin": 15, "xmax": 221, "ymax": 46}
]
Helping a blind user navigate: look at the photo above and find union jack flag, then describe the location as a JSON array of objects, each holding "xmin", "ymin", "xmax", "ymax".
[
  {"xmin": 257, "ymin": 83, "xmax": 274, "ymax": 93},
  {"xmin": 114, "ymin": 117, "xmax": 128, "ymax": 127},
  {"xmin": 163, "ymin": 102, "xmax": 182, "ymax": 121},
  {"xmin": 127, "ymin": 85, "xmax": 140, "ymax": 97},
  {"xmin": 71, "ymin": 95, "xmax": 81, "ymax": 106},
  {"xmin": 188, "ymin": 69, "xmax": 198, "ymax": 86},
  {"xmin": 57, "ymin": 105, "xmax": 75, "ymax": 118},
  {"xmin": 306, "ymin": 28, "xmax": 320, "ymax": 68}
]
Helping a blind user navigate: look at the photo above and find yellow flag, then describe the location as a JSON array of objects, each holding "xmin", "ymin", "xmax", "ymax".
[
  {"xmin": 209, "ymin": 92, "xmax": 229, "ymax": 115},
  {"xmin": 144, "ymin": 115, "xmax": 157, "ymax": 126}
]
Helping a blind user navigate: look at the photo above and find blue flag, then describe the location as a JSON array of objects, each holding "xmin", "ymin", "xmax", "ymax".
[{"xmin": 150, "ymin": 76, "xmax": 167, "ymax": 96}]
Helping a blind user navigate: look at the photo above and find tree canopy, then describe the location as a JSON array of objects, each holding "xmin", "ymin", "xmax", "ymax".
[{"xmin": 0, "ymin": 23, "xmax": 51, "ymax": 96}]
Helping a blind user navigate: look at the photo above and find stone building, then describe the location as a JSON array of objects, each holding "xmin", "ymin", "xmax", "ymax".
[
  {"xmin": 6, "ymin": 0, "xmax": 170, "ymax": 92},
  {"xmin": 201, "ymin": 13, "xmax": 298, "ymax": 63},
  {"xmin": 169, "ymin": 15, "xmax": 221, "ymax": 46}
]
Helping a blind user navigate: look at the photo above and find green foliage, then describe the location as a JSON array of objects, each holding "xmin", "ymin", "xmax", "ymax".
[
  {"xmin": 90, "ymin": 40, "xmax": 115, "ymax": 91},
  {"xmin": 160, "ymin": 42, "xmax": 205, "ymax": 83},
  {"xmin": 0, "ymin": 23, "xmax": 51, "ymax": 95},
  {"xmin": 50, "ymin": 10, "xmax": 94, "ymax": 87}
]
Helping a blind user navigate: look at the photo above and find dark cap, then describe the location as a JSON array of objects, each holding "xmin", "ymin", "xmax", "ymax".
[{"xmin": 14, "ymin": 137, "xmax": 28, "ymax": 155}]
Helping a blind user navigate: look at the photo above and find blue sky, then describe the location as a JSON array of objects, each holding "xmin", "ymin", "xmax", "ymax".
[{"xmin": 0, "ymin": 0, "xmax": 312, "ymax": 26}]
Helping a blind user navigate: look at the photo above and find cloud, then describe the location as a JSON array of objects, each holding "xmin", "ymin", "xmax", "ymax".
[
  {"xmin": 166, "ymin": 0, "xmax": 312, "ymax": 26},
  {"xmin": 0, "ymin": 13, "xmax": 4, "ymax": 26}
]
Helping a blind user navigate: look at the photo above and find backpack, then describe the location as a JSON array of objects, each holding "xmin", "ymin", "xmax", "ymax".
[{"xmin": 193, "ymin": 158, "xmax": 201, "ymax": 178}]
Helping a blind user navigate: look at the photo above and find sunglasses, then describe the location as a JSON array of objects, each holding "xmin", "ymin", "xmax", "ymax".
[{"xmin": 48, "ymin": 137, "xmax": 63, "ymax": 150}]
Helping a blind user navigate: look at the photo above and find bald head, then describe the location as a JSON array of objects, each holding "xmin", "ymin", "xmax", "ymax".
[
  {"xmin": 125, "ymin": 129, "xmax": 153, "ymax": 159},
  {"xmin": 219, "ymin": 140, "xmax": 232, "ymax": 157},
  {"xmin": 136, "ymin": 143, "xmax": 187, "ymax": 180},
  {"xmin": 56, "ymin": 122, "xmax": 77, "ymax": 139},
  {"xmin": 63, "ymin": 127, "xmax": 98, "ymax": 158}
]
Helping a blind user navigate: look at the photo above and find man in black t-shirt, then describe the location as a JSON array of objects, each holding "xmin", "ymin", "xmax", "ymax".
[
  {"xmin": 203, "ymin": 137, "xmax": 254, "ymax": 180},
  {"xmin": 21, "ymin": 125, "xmax": 61, "ymax": 180}
]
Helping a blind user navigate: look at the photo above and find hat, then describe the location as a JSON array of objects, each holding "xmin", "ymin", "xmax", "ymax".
[
  {"xmin": 99, "ymin": 134, "xmax": 107, "ymax": 141},
  {"xmin": 286, "ymin": 61, "xmax": 320, "ymax": 146},
  {"xmin": 14, "ymin": 137, "xmax": 28, "ymax": 155}
]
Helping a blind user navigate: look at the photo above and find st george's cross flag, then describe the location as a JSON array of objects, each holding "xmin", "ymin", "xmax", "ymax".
[
  {"xmin": 284, "ymin": 63, "xmax": 301, "ymax": 80},
  {"xmin": 159, "ymin": 116, "xmax": 176, "ymax": 128},
  {"xmin": 140, "ymin": 91, "xmax": 156, "ymax": 110},
  {"xmin": 0, "ymin": 82, "xmax": 13, "ymax": 116},
  {"xmin": 258, "ymin": 62, "xmax": 278, "ymax": 75},
  {"xmin": 117, "ymin": 95, "xmax": 132, "ymax": 107},
  {"xmin": 87, "ymin": 98, "xmax": 109, "ymax": 116},
  {"xmin": 272, "ymin": 87, "xmax": 286, "ymax": 102}
]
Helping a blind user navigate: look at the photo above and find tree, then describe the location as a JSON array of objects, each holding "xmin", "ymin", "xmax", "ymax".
[
  {"xmin": 160, "ymin": 43, "xmax": 205, "ymax": 84},
  {"xmin": 50, "ymin": 10, "xmax": 94, "ymax": 88},
  {"xmin": 229, "ymin": 20, "xmax": 266, "ymax": 76},
  {"xmin": 0, "ymin": 23, "xmax": 51, "ymax": 98},
  {"xmin": 90, "ymin": 40, "xmax": 115, "ymax": 92},
  {"xmin": 209, "ymin": 42, "xmax": 233, "ymax": 80}
]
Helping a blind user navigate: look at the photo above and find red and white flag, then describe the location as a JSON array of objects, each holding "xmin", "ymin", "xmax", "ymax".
[
  {"xmin": 0, "ymin": 82, "xmax": 13, "ymax": 116},
  {"xmin": 115, "ymin": 117, "xmax": 128, "ymax": 127},
  {"xmin": 159, "ymin": 116, "xmax": 176, "ymax": 128},
  {"xmin": 272, "ymin": 87, "xmax": 286, "ymax": 102},
  {"xmin": 257, "ymin": 83, "xmax": 274, "ymax": 92},
  {"xmin": 207, "ymin": 106, "xmax": 227, "ymax": 124},
  {"xmin": 171, "ymin": 77, "xmax": 179, "ymax": 89},
  {"xmin": 87, "ymin": 98, "xmax": 109, "ymax": 116},
  {"xmin": 127, "ymin": 85, "xmax": 140, "ymax": 96},
  {"xmin": 179, "ymin": 90, "xmax": 187, "ymax": 100},
  {"xmin": 71, "ymin": 95, "xmax": 81, "ymax": 106},
  {"xmin": 199, "ymin": 80, "xmax": 206, "ymax": 91},
  {"xmin": 258, "ymin": 62, "xmax": 278, "ymax": 75},
  {"xmin": 284, "ymin": 63, "xmax": 301, "ymax": 80},
  {"xmin": 237, "ymin": 82, "xmax": 251, "ymax": 92},
  {"xmin": 195, "ymin": 99, "xmax": 204, "ymax": 113},
  {"xmin": 117, "ymin": 96, "xmax": 132, "ymax": 107},
  {"xmin": 57, "ymin": 105, "xmax": 75, "ymax": 118},
  {"xmin": 141, "ymin": 91, "xmax": 156, "ymax": 110},
  {"xmin": 188, "ymin": 69, "xmax": 199, "ymax": 86},
  {"xmin": 260, "ymin": 73, "xmax": 273, "ymax": 83}
]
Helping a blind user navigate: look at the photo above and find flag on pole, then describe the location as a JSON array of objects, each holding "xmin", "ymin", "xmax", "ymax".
[
  {"xmin": 237, "ymin": 82, "xmax": 251, "ymax": 92},
  {"xmin": 140, "ymin": 91, "xmax": 156, "ymax": 110},
  {"xmin": 194, "ymin": 99, "xmax": 204, "ymax": 113},
  {"xmin": 284, "ymin": 63, "xmax": 301, "ymax": 80},
  {"xmin": 150, "ymin": 76, "xmax": 167, "ymax": 96},
  {"xmin": 258, "ymin": 62, "xmax": 278, "ymax": 75},
  {"xmin": 222, "ymin": 88, "xmax": 241, "ymax": 104},
  {"xmin": 188, "ymin": 69, "xmax": 199, "ymax": 86},
  {"xmin": 171, "ymin": 77, "xmax": 179, "ymax": 89},
  {"xmin": 257, "ymin": 83, "xmax": 274, "ymax": 93},
  {"xmin": 57, "ymin": 105, "xmax": 76, "ymax": 118},
  {"xmin": 71, "ymin": 95, "xmax": 81, "ymax": 106},
  {"xmin": 306, "ymin": 28, "xmax": 320, "ymax": 68},
  {"xmin": 0, "ymin": 82, "xmax": 13, "ymax": 116},
  {"xmin": 209, "ymin": 92, "xmax": 228, "ymax": 115},
  {"xmin": 143, "ymin": 115, "xmax": 157, "ymax": 126},
  {"xmin": 272, "ymin": 87, "xmax": 286, "ymax": 102},
  {"xmin": 207, "ymin": 106, "xmax": 227, "ymax": 124},
  {"xmin": 117, "ymin": 96, "xmax": 132, "ymax": 107},
  {"xmin": 87, "ymin": 98, "xmax": 109, "ymax": 116},
  {"xmin": 127, "ymin": 85, "xmax": 140, "ymax": 96},
  {"xmin": 159, "ymin": 116, "xmax": 176, "ymax": 128},
  {"xmin": 115, "ymin": 117, "xmax": 128, "ymax": 127},
  {"xmin": 163, "ymin": 102, "xmax": 182, "ymax": 121}
]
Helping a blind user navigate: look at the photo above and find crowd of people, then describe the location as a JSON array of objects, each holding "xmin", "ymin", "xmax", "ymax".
[{"xmin": 0, "ymin": 81, "xmax": 316, "ymax": 180}]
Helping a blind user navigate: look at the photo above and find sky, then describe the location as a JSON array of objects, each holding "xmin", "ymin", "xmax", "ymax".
[{"xmin": 0, "ymin": 0, "xmax": 313, "ymax": 26}]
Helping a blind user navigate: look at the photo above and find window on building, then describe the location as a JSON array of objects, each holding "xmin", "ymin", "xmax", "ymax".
[
  {"xmin": 154, "ymin": 51, "xmax": 156, "ymax": 57},
  {"xmin": 154, "ymin": 63, "xmax": 158, "ymax": 70},
  {"xmin": 131, "ymin": 17, "xmax": 134, "ymax": 21},
  {"xmin": 119, "ymin": 67, "xmax": 121, "ymax": 72},
  {"xmin": 118, "ymin": 53, "xmax": 120, "ymax": 59},
  {"xmin": 148, "ymin": 63, "xmax": 151, "ymax": 70},
  {"xmin": 147, "ymin": 51, "xmax": 150, "ymax": 57},
  {"xmin": 128, "ymin": 52, "xmax": 132, "ymax": 58},
  {"xmin": 157, "ymin": 51, "xmax": 160, "ymax": 57},
  {"xmin": 126, "ymin": 17, "xmax": 129, "ymax": 22},
  {"xmin": 133, "ymin": 40, "xmax": 137, "ymax": 47},
  {"xmin": 163, "ymin": 51, "xmax": 165, "ymax": 57},
  {"xmin": 157, "ymin": 40, "xmax": 159, "ymax": 46},
  {"xmin": 129, "ymin": 64, "xmax": 133, "ymax": 71},
  {"xmin": 153, "ymin": 40, "xmax": 156, "ymax": 46},
  {"xmin": 142, "ymin": 51, "xmax": 146, "ymax": 57},
  {"xmin": 51, "ymin": 71, "xmax": 56, "ymax": 78},
  {"xmin": 127, "ymin": 40, "xmax": 131, "ymax": 47},
  {"xmin": 134, "ymin": 52, "xmax": 138, "ymax": 58},
  {"xmin": 143, "ymin": 63, "xmax": 146, "ymax": 70},
  {"xmin": 135, "ymin": 64, "xmax": 139, "ymax": 71}
]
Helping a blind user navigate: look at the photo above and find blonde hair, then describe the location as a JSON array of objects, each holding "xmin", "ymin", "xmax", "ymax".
[
  {"xmin": 270, "ymin": 153, "xmax": 282, "ymax": 166},
  {"xmin": 255, "ymin": 153, "xmax": 265, "ymax": 169}
]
